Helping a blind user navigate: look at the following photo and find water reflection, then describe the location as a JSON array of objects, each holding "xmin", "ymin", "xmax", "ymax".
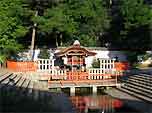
[
  {"xmin": 61, "ymin": 87, "xmax": 123, "ymax": 113},
  {"xmin": 70, "ymin": 95, "xmax": 123, "ymax": 113}
]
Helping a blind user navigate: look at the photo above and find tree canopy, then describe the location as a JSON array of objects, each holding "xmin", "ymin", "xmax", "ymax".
[
  {"xmin": 0, "ymin": 0, "xmax": 152, "ymax": 63},
  {"xmin": 120, "ymin": 0, "xmax": 152, "ymax": 29},
  {"xmin": 119, "ymin": 0, "xmax": 152, "ymax": 51},
  {"xmin": 0, "ymin": 0, "xmax": 30, "ymax": 59},
  {"xmin": 35, "ymin": 0, "xmax": 110, "ymax": 46}
]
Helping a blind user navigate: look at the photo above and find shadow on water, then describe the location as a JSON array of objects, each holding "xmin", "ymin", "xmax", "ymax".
[
  {"xmin": 0, "ymin": 83, "xmax": 147, "ymax": 113},
  {"xmin": 0, "ymin": 83, "xmax": 76, "ymax": 113},
  {"xmin": 62, "ymin": 87, "xmax": 143, "ymax": 113}
]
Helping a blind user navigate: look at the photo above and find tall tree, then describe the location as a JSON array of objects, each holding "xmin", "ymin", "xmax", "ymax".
[
  {"xmin": 35, "ymin": 0, "xmax": 110, "ymax": 47},
  {"xmin": 120, "ymin": 0, "xmax": 152, "ymax": 62},
  {"xmin": 0, "ymin": 0, "xmax": 30, "ymax": 60},
  {"xmin": 120, "ymin": 0, "xmax": 152, "ymax": 29},
  {"xmin": 120, "ymin": 0, "xmax": 152, "ymax": 49}
]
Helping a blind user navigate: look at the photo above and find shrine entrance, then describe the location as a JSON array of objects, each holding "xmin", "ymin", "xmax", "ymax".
[{"xmin": 55, "ymin": 40, "xmax": 96, "ymax": 72}]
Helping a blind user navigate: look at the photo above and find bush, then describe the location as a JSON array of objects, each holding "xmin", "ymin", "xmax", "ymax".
[
  {"xmin": 0, "ymin": 55, "xmax": 6, "ymax": 63},
  {"xmin": 38, "ymin": 49, "xmax": 50, "ymax": 59},
  {"xmin": 92, "ymin": 59, "xmax": 100, "ymax": 68}
]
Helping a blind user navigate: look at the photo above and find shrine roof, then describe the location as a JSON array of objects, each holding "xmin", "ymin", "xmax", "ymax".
[{"xmin": 55, "ymin": 40, "xmax": 96, "ymax": 56}]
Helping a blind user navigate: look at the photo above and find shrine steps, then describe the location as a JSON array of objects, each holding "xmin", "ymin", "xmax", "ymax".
[{"xmin": 118, "ymin": 73, "xmax": 152, "ymax": 103}]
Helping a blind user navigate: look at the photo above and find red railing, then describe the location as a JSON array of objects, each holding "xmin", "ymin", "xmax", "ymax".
[{"xmin": 49, "ymin": 71, "xmax": 118, "ymax": 82}]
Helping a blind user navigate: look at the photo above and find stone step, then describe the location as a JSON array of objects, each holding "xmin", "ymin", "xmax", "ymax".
[
  {"xmin": 21, "ymin": 79, "xmax": 30, "ymax": 94},
  {"xmin": 15, "ymin": 77, "xmax": 26, "ymax": 88},
  {"xmin": 125, "ymin": 83, "xmax": 152, "ymax": 98},
  {"xmin": 127, "ymin": 79, "xmax": 152, "ymax": 90},
  {"xmin": 0, "ymin": 74, "xmax": 16, "ymax": 85},
  {"xmin": 0, "ymin": 70, "xmax": 8, "ymax": 77},
  {"xmin": 121, "ymin": 78, "xmax": 152, "ymax": 90},
  {"xmin": 38, "ymin": 82, "xmax": 45, "ymax": 101},
  {"xmin": 122, "ymin": 85, "xmax": 152, "ymax": 99},
  {"xmin": 6, "ymin": 75, "xmax": 21, "ymax": 91},
  {"xmin": 33, "ymin": 81, "xmax": 40, "ymax": 100},
  {"xmin": 4, "ymin": 74, "xmax": 20, "ymax": 96},
  {"xmin": 22, "ymin": 79, "xmax": 30, "ymax": 89},
  {"xmin": 131, "ymin": 74, "xmax": 152, "ymax": 81},
  {"xmin": 0, "ymin": 72, "xmax": 13, "ymax": 83},
  {"xmin": 118, "ymin": 87, "xmax": 152, "ymax": 103},
  {"xmin": 27, "ymin": 80, "xmax": 34, "ymax": 97},
  {"xmin": 128, "ymin": 76, "xmax": 152, "ymax": 84},
  {"xmin": 13, "ymin": 75, "xmax": 22, "ymax": 85},
  {"xmin": 140, "ymin": 73, "xmax": 152, "ymax": 78}
]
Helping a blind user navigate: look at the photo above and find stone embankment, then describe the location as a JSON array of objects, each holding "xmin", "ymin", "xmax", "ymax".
[
  {"xmin": 106, "ymin": 69, "xmax": 152, "ymax": 113},
  {"xmin": 0, "ymin": 69, "xmax": 76, "ymax": 113}
]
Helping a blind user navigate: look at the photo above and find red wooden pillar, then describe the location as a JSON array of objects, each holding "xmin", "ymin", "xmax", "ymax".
[{"xmin": 72, "ymin": 56, "xmax": 73, "ymax": 73}]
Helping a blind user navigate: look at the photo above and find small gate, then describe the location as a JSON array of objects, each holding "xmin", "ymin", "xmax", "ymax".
[
  {"xmin": 37, "ymin": 59, "xmax": 53, "ymax": 72},
  {"xmin": 99, "ymin": 59, "xmax": 115, "ymax": 72}
]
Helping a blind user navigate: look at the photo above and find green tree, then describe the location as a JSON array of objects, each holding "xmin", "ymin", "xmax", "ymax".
[
  {"xmin": 120, "ymin": 0, "xmax": 152, "ymax": 63},
  {"xmin": 92, "ymin": 59, "xmax": 100, "ymax": 68},
  {"xmin": 38, "ymin": 49, "xmax": 50, "ymax": 59},
  {"xmin": 35, "ymin": 0, "xmax": 110, "ymax": 47},
  {"xmin": 119, "ymin": 0, "xmax": 152, "ymax": 50},
  {"xmin": 0, "ymin": 0, "xmax": 30, "ymax": 59},
  {"xmin": 120, "ymin": 0, "xmax": 152, "ymax": 29}
]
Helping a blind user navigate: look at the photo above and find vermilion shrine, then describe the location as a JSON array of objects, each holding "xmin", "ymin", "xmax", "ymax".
[
  {"xmin": 7, "ymin": 40, "xmax": 129, "ymax": 94},
  {"xmin": 55, "ymin": 40, "xmax": 96, "ymax": 72}
]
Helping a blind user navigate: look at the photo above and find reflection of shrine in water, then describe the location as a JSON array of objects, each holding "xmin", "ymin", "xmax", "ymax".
[{"xmin": 70, "ymin": 95, "xmax": 123, "ymax": 113}]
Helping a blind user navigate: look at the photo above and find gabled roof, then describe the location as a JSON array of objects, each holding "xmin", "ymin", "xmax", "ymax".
[{"xmin": 55, "ymin": 40, "xmax": 96, "ymax": 57}]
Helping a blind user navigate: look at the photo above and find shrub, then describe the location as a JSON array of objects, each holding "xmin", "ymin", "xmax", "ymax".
[
  {"xmin": 92, "ymin": 59, "xmax": 100, "ymax": 68},
  {"xmin": 38, "ymin": 49, "xmax": 50, "ymax": 59}
]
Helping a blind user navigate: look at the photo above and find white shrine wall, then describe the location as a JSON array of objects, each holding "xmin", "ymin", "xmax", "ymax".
[{"xmin": 22, "ymin": 48, "xmax": 127, "ymax": 68}]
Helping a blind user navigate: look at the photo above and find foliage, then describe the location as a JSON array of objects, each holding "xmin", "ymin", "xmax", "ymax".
[
  {"xmin": 0, "ymin": 55, "xmax": 6, "ymax": 63},
  {"xmin": 120, "ymin": 0, "xmax": 152, "ymax": 29},
  {"xmin": 142, "ymin": 53, "xmax": 152, "ymax": 61},
  {"xmin": 105, "ymin": 0, "xmax": 152, "ymax": 64},
  {"xmin": 35, "ymin": 0, "xmax": 110, "ymax": 46},
  {"xmin": 0, "ymin": 0, "xmax": 152, "ymax": 64},
  {"xmin": 119, "ymin": 0, "xmax": 152, "ymax": 50},
  {"xmin": 92, "ymin": 59, "xmax": 100, "ymax": 68},
  {"xmin": 125, "ymin": 51, "xmax": 146, "ymax": 65},
  {"xmin": 38, "ymin": 49, "xmax": 50, "ymax": 59},
  {"xmin": 0, "ymin": 0, "xmax": 30, "ymax": 59},
  {"xmin": 79, "ymin": 35, "xmax": 96, "ymax": 47}
]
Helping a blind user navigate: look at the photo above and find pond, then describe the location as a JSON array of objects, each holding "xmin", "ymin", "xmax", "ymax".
[
  {"xmin": 61, "ymin": 87, "xmax": 140, "ymax": 113},
  {"xmin": 0, "ymin": 85, "xmax": 141, "ymax": 113}
]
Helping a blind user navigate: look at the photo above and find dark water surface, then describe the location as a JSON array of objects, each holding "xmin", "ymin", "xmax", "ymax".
[
  {"xmin": 0, "ymin": 86, "xmax": 141, "ymax": 113},
  {"xmin": 61, "ymin": 87, "xmax": 141, "ymax": 113}
]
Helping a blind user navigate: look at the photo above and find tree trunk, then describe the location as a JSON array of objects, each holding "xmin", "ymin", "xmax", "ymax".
[
  {"xmin": 110, "ymin": 0, "xmax": 112, "ymax": 5},
  {"xmin": 56, "ymin": 36, "xmax": 58, "ymax": 47},
  {"xmin": 30, "ymin": 11, "xmax": 38, "ymax": 61},
  {"xmin": 60, "ymin": 33, "xmax": 63, "ymax": 46},
  {"xmin": 150, "ymin": 24, "xmax": 152, "ymax": 50}
]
